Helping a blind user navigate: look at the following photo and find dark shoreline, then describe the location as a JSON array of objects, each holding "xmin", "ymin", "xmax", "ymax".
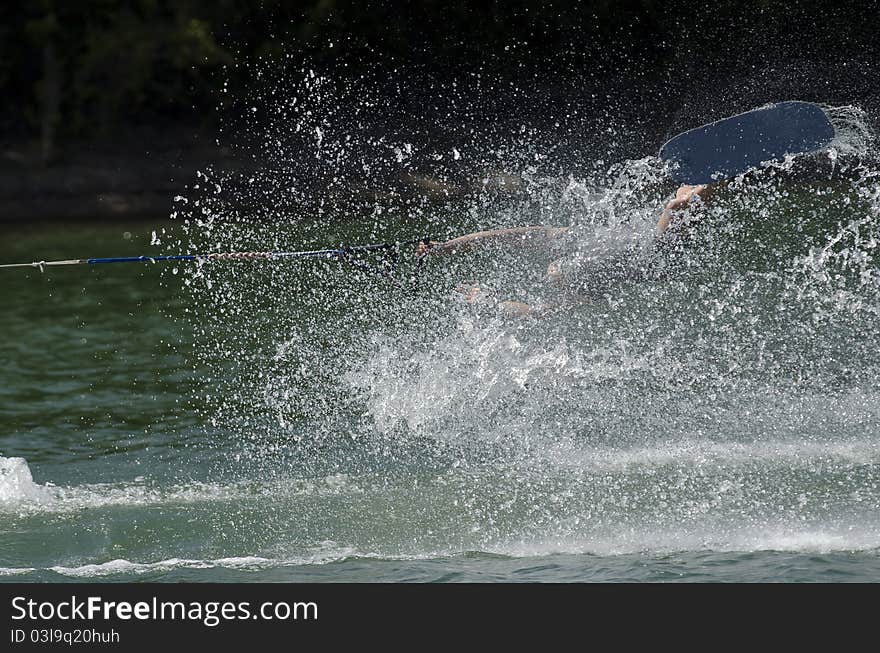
[
  {"xmin": 3, "ymin": 0, "xmax": 879, "ymax": 224},
  {"xmin": 3, "ymin": 76, "xmax": 878, "ymax": 225},
  {"xmin": 0, "ymin": 127, "xmax": 232, "ymax": 223}
]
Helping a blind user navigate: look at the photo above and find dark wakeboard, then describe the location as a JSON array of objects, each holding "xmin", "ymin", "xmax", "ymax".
[{"xmin": 659, "ymin": 101, "xmax": 835, "ymax": 185}]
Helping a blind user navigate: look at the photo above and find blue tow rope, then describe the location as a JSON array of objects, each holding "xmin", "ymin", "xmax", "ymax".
[{"xmin": 0, "ymin": 238, "xmax": 433, "ymax": 287}]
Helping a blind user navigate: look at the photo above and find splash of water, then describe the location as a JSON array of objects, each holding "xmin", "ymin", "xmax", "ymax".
[
  {"xmin": 0, "ymin": 457, "xmax": 54, "ymax": 506},
  {"xmin": 166, "ymin": 67, "xmax": 880, "ymax": 558}
]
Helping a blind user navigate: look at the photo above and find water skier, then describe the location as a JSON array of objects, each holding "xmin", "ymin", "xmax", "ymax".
[{"xmin": 416, "ymin": 183, "xmax": 713, "ymax": 316}]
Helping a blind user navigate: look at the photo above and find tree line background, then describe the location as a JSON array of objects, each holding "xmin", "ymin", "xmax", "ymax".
[
  {"xmin": 1, "ymin": 1, "xmax": 878, "ymax": 220},
  {"xmin": 4, "ymin": 1, "xmax": 879, "ymax": 157}
]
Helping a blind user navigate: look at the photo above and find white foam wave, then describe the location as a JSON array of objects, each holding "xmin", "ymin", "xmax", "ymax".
[
  {"xmin": 491, "ymin": 525, "xmax": 880, "ymax": 558},
  {"xmin": 0, "ymin": 457, "xmax": 361, "ymax": 514},
  {"xmin": 2, "ymin": 431, "xmax": 876, "ymax": 516},
  {"xmin": 0, "ymin": 549, "xmax": 360, "ymax": 578},
  {"xmin": 0, "ymin": 457, "xmax": 54, "ymax": 505},
  {"xmin": 0, "ymin": 566, "xmax": 35, "ymax": 576},
  {"xmin": 1, "ymin": 528, "xmax": 877, "ymax": 580}
]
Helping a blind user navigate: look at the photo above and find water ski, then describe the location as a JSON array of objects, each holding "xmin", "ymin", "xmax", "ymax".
[{"xmin": 659, "ymin": 101, "xmax": 835, "ymax": 185}]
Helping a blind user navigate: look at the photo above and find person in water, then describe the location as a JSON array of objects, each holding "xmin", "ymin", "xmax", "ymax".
[{"xmin": 416, "ymin": 183, "xmax": 712, "ymax": 316}]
